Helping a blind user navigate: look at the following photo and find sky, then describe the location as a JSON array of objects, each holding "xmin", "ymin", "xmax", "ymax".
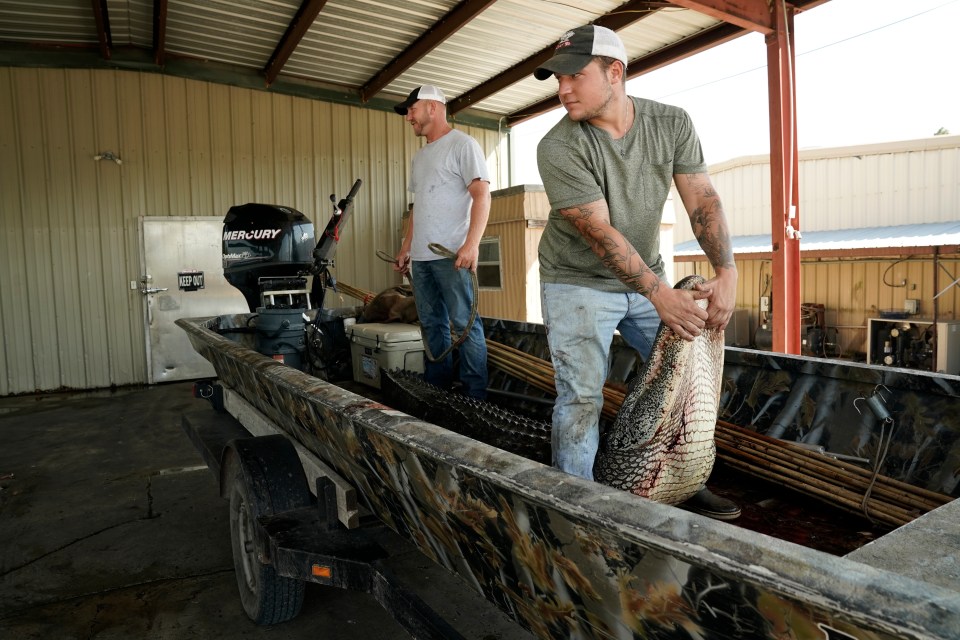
[{"xmin": 511, "ymin": 0, "xmax": 960, "ymax": 183}]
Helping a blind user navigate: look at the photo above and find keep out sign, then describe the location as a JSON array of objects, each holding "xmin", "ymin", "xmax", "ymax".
[{"xmin": 178, "ymin": 271, "xmax": 205, "ymax": 291}]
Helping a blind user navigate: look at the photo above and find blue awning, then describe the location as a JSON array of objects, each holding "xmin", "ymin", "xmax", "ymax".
[{"xmin": 674, "ymin": 221, "xmax": 960, "ymax": 256}]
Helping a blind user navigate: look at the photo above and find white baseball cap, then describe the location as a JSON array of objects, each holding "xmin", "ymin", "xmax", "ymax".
[{"xmin": 393, "ymin": 85, "xmax": 447, "ymax": 115}]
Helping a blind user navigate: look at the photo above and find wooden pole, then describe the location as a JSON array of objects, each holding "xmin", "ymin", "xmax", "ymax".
[
  {"xmin": 332, "ymin": 293, "xmax": 954, "ymax": 527},
  {"xmin": 483, "ymin": 338, "xmax": 953, "ymax": 526}
]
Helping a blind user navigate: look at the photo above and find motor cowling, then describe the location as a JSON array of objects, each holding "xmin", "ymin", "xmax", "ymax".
[{"xmin": 222, "ymin": 203, "xmax": 315, "ymax": 312}]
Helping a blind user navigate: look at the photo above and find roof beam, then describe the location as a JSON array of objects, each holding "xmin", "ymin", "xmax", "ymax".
[
  {"xmin": 360, "ymin": 0, "xmax": 496, "ymax": 103},
  {"xmin": 666, "ymin": 0, "xmax": 774, "ymax": 34},
  {"xmin": 506, "ymin": 21, "xmax": 745, "ymax": 125},
  {"xmin": 153, "ymin": 0, "xmax": 168, "ymax": 66},
  {"xmin": 90, "ymin": 0, "xmax": 112, "ymax": 60},
  {"xmin": 263, "ymin": 0, "xmax": 328, "ymax": 87},
  {"xmin": 448, "ymin": 0, "xmax": 663, "ymax": 116}
]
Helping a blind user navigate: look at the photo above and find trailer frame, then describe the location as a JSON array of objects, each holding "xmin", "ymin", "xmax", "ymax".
[{"xmin": 182, "ymin": 379, "xmax": 469, "ymax": 639}]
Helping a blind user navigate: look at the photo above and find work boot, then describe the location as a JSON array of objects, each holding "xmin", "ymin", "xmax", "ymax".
[{"xmin": 680, "ymin": 487, "xmax": 741, "ymax": 520}]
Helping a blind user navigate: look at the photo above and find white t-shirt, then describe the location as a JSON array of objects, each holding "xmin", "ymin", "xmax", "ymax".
[{"xmin": 408, "ymin": 129, "xmax": 490, "ymax": 261}]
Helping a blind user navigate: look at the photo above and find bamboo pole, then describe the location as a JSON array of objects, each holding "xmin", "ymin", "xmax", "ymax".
[
  {"xmin": 717, "ymin": 455, "xmax": 910, "ymax": 527},
  {"xmin": 716, "ymin": 421, "xmax": 950, "ymax": 509},
  {"xmin": 718, "ymin": 453, "xmax": 920, "ymax": 525},
  {"xmin": 714, "ymin": 430, "xmax": 942, "ymax": 510},
  {"xmin": 337, "ymin": 282, "xmax": 375, "ymax": 304},
  {"xmin": 483, "ymin": 338, "xmax": 953, "ymax": 525},
  {"xmin": 331, "ymin": 296, "xmax": 953, "ymax": 526},
  {"xmin": 714, "ymin": 439, "xmax": 920, "ymax": 522}
]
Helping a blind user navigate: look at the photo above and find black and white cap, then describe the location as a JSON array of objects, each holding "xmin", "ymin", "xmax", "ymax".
[
  {"xmin": 393, "ymin": 85, "xmax": 447, "ymax": 115},
  {"xmin": 534, "ymin": 25, "xmax": 628, "ymax": 81}
]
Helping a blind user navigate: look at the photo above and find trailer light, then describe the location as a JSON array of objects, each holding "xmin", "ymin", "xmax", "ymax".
[{"xmin": 312, "ymin": 564, "xmax": 332, "ymax": 578}]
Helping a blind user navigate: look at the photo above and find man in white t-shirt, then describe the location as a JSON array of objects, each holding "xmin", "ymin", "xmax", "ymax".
[{"xmin": 393, "ymin": 85, "xmax": 491, "ymax": 398}]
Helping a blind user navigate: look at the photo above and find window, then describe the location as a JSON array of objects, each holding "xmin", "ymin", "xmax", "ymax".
[{"xmin": 477, "ymin": 237, "xmax": 502, "ymax": 289}]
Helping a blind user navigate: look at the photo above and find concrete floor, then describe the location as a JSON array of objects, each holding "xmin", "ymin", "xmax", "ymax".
[{"xmin": 0, "ymin": 382, "xmax": 533, "ymax": 640}]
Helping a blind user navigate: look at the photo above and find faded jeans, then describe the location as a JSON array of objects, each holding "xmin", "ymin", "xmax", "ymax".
[
  {"xmin": 410, "ymin": 259, "xmax": 488, "ymax": 398},
  {"xmin": 541, "ymin": 282, "xmax": 660, "ymax": 480}
]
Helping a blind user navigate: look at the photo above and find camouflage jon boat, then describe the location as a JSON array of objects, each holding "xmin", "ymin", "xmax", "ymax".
[{"xmin": 177, "ymin": 311, "xmax": 960, "ymax": 640}]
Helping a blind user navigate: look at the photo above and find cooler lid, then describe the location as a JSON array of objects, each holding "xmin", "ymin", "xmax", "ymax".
[{"xmin": 349, "ymin": 322, "xmax": 422, "ymax": 343}]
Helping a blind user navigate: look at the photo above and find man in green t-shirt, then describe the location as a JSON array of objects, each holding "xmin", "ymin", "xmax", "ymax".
[{"xmin": 534, "ymin": 25, "xmax": 740, "ymax": 519}]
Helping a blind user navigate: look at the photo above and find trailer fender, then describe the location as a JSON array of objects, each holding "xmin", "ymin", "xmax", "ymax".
[{"xmin": 218, "ymin": 434, "xmax": 309, "ymax": 504}]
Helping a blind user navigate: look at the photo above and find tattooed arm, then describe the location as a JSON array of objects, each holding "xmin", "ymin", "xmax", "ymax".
[
  {"xmin": 557, "ymin": 199, "xmax": 710, "ymax": 340},
  {"xmin": 675, "ymin": 172, "xmax": 738, "ymax": 330}
]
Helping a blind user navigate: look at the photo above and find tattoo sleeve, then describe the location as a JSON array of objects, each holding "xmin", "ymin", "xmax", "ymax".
[
  {"xmin": 558, "ymin": 201, "xmax": 663, "ymax": 298},
  {"xmin": 682, "ymin": 174, "xmax": 736, "ymax": 270}
]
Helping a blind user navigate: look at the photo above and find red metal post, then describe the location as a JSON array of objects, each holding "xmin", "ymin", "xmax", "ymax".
[{"xmin": 765, "ymin": 2, "xmax": 801, "ymax": 354}]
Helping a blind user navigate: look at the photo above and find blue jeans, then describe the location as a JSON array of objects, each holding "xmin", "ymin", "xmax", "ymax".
[
  {"xmin": 541, "ymin": 282, "xmax": 660, "ymax": 480},
  {"xmin": 410, "ymin": 259, "xmax": 488, "ymax": 398}
]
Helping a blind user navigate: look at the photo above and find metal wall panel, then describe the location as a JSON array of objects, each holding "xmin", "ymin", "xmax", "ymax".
[
  {"xmin": 479, "ymin": 221, "xmax": 526, "ymax": 322},
  {"xmin": 16, "ymin": 69, "xmax": 61, "ymax": 392},
  {"xmin": 0, "ymin": 66, "xmax": 506, "ymax": 395},
  {"xmin": 0, "ymin": 68, "xmax": 33, "ymax": 393},
  {"xmin": 676, "ymin": 256, "xmax": 960, "ymax": 358},
  {"xmin": 673, "ymin": 136, "xmax": 960, "ymax": 245},
  {"xmin": 672, "ymin": 136, "xmax": 960, "ymax": 362}
]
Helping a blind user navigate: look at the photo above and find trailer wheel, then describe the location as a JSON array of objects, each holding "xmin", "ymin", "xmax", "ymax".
[{"xmin": 225, "ymin": 437, "xmax": 308, "ymax": 625}]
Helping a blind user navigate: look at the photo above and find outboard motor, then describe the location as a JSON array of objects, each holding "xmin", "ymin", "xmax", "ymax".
[
  {"xmin": 222, "ymin": 204, "xmax": 315, "ymax": 313},
  {"xmin": 222, "ymin": 204, "xmax": 315, "ymax": 369},
  {"xmin": 221, "ymin": 180, "xmax": 362, "ymax": 373}
]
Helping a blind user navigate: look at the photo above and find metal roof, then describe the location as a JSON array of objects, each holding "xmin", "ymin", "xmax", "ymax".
[
  {"xmin": 675, "ymin": 222, "xmax": 960, "ymax": 257},
  {"xmin": 0, "ymin": 0, "xmax": 830, "ymax": 128}
]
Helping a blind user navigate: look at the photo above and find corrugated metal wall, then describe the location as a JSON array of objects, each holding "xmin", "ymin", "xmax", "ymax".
[
  {"xmin": 676, "ymin": 255, "xmax": 960, "ymax": 357},
  {"xmin": 0, "ymin": 66, "xmax": 506, "ymax": 395},
  {"xmin": 674, "ymin": 136, "xmax": 960, "ymax": 244},
  {"xmin": 671, "ymin": 135, "xmax": 960, "ymax": 360}
]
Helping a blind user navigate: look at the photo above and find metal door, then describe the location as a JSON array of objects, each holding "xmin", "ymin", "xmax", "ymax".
[{"xmin": 139, "ymin": 217, "xmax": 249, "ymax": 383}]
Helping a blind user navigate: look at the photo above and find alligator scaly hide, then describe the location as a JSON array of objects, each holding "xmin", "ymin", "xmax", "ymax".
[{"xmin": 593, "ymin": 275, "xmax": 725, "ymax": 505}]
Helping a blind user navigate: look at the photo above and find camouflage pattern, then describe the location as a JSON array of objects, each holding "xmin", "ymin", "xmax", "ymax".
[
  {"xmin": 177, "ymin": 314, "xmax": 960, "ymax": 639},
  {"xmin": 718, "ymin": 347, "xmax": 960, "ymax": 496},
  {"xmin": 482, "ymin": 319, "xmax": 960, "ymax": 497}
]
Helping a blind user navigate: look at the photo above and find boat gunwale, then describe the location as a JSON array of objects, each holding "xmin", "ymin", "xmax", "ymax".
[{"xmin": 723, "ymin": 345, "xmax": 960, "ymax": 394}]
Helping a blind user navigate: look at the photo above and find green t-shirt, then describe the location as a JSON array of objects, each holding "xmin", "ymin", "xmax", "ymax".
[{"xmin": 536, "ymin": 96, "xmax": 706, "ymax": 292}]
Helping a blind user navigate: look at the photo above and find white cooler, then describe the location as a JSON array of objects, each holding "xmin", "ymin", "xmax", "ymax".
[{"xmin": 349, "ymin": 322, "xmax": 424, "ymax": 389}]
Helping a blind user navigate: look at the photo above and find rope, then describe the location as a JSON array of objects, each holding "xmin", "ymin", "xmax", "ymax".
[
  {"xmin": 861, "ymin": 416, "xmax": 897, "ymax": 524},
  {"xmin": 854, "ymin": 385, "xmax": 898, "ymax": 524},
  {"xmin": 375, "ymin": 249, "xmax": 398, "ymax": 265},
  {"xmin": 375, "ymin": 244, "xmax": 480, "ymax": 363}
]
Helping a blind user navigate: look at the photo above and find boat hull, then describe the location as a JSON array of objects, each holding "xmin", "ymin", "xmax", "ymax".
[{"xmin": 177, "ymin": 314, "xmax": 960, "ymax": 639}]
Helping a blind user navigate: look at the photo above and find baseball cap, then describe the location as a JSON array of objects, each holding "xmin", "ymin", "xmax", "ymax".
[
  {"xmin": 534, "ymin": 25, "xmax": 628, "ymax": 80},
  {"xmin": 393, "ymin": 85, "xmax": 447, "ymax": 115}
]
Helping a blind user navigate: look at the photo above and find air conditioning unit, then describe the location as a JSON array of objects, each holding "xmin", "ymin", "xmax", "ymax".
[{"xmin": 867, "ymin": 317, "xmax": 960, "ymax": 375}]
